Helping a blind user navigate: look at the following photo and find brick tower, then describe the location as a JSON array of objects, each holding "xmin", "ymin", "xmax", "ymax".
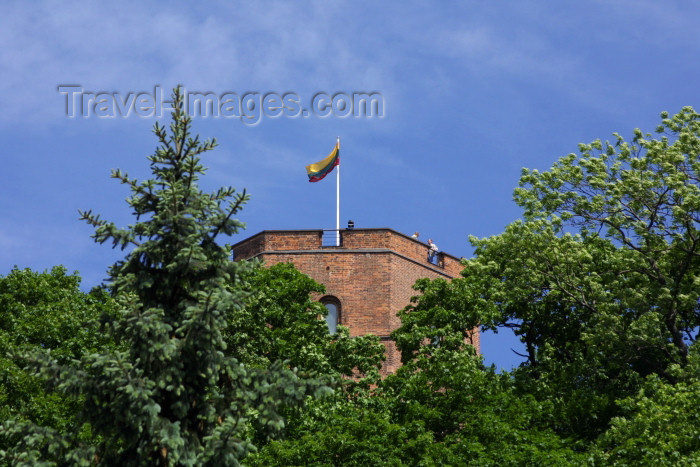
[{"xmin": 232, "ymin": 228, "xmax": 479, "ymax": 374}]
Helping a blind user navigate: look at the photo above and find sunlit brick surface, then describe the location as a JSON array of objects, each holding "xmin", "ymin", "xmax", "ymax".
[{"xmin": 232, "ymin": 228, "xmax": 480, "ymax": 374}]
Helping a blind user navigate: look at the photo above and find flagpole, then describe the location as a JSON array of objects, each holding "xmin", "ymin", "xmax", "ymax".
[{"xmin": 336, "ymin": 136, "xmax": 340, "ymax": 246}]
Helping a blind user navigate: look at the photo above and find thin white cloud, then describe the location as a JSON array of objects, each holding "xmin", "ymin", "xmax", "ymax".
[{"xmin": 0, "ymin": 1, "xmax": 402, "ymax": 125}]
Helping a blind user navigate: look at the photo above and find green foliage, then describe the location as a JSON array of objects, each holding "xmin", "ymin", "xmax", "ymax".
[
  {"xmin": 386, "ymin": 280, "xmax": 584, "ymax": 465},
  {"xmin": 514, "ymin": 106, "xmax": 700, "ymax": 365},
  {"xmin": 450, "ymin": 107, "xmax": 700, "ymax": 441},
  {"xmin": 249, "ymin": 106, "xmax": 700, "ymax": 462},
  {"xmin": 392, "ymin": 277, "xmax": 482, "ymax": 364},
  {"xmin": 5, "ymin": 100, "xmax": 700, "ymax": 463},
  {"xmin": 593, "ymin": 365, "xmax": 700, "ymax": 464},
  {"xmin": 246, "ymin": 398, "xmax": 436, "ymax": 467},
  {"xmin": 465, "ymin": 221, "xmax": 648, "ymax": 438},
  {"xmin": 226, "ymin": 262, "xmax": 385, "ymax": 448},
  {"xmin": 1, "ymin": 87, "xmax": 328, "ymax": 466},
  {"xmin": 250, "ymin": 272, "xmax": 584, "ymax": 466},
  {"xmin": 0, "ymin": 267, "xmax": 115, "ymax": 449},
  {"xmin": 230, "ymin": 262, "xmax": 385, "ymax": 387}
]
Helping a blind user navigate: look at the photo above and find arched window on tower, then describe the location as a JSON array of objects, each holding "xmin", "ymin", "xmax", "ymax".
[{"xmin": 321, "ymin": 296, "xmax": 341, "ymax": 334}]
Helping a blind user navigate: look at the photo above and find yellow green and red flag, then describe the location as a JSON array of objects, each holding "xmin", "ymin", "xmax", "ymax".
[{"xmin": 306, "ymin": 141, "xmax": 340, "ymax": 182}]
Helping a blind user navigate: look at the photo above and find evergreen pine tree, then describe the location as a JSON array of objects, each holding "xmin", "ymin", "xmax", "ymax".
[{"xmin": 2, "ymin": 87, "xmax": 326, "ymax": 466}]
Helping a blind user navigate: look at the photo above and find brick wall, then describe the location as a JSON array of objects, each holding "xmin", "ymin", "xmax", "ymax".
[
  {"xmin": 264, "ymin": 230, "xmax": 322, "ymax": 251},
  {"xmin": 232, "ymin": 228, "xmax": 478, "ymax": 374},
  {"xmin": 232, "ymin": 231, "xmax": 266, "ymax": 261},
  {"xmin": 232, "ymin": 230, "xmax": 323, "ymax": 259}
]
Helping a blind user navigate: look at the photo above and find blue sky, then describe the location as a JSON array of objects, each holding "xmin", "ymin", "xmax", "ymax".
[{"xmin": 3, "ymin": 1, "xmax": 700, "ymax": 370}]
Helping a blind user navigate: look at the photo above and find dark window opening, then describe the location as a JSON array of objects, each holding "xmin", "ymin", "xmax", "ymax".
[{"xmin": 321, "ymin": 296, "xmax": 341, "ymax": 334}]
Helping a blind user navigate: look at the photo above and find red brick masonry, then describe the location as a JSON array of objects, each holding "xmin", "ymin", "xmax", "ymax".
[{"xmin": 232, "ymin": 228, "xmax": 480, "ymax": 374}]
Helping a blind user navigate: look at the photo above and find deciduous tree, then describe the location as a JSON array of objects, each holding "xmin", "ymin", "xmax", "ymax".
[
  {"xmin": 230, "ymin": 262, "xmax": 385, "ymax": 388},
  {"xmin": 0, "ymin": 267, "xmax": 114, "ymax": 452},
  {"xmin": 464, "ymin": 107, "xmax": 700, "ymax": 440}
]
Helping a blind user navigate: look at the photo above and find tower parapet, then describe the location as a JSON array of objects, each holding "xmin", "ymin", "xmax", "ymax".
[{"xmin": 232, "ymin": 228, "xmax": 478, "ymax": 373}]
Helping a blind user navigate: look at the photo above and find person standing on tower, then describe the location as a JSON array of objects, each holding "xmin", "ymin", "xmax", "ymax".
[{"xmin": 427, "ymin": 238, "xmax": 438, "ymax": 264}]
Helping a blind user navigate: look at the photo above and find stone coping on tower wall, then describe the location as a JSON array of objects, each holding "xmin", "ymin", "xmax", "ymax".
[{"xmin": 232, "ymin": 228, "xmax": 464, "ymax": 277}]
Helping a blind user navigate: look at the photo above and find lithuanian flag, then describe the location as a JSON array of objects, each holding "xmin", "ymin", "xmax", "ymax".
[{"xmin": 306, "ymin": 141, "xmax": 340, "ymax": 182}]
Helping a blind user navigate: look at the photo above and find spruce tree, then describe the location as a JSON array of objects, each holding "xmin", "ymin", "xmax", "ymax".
[{"xmin": 3, "ymin": 87, "xmax": 325, "ymax": 466}]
